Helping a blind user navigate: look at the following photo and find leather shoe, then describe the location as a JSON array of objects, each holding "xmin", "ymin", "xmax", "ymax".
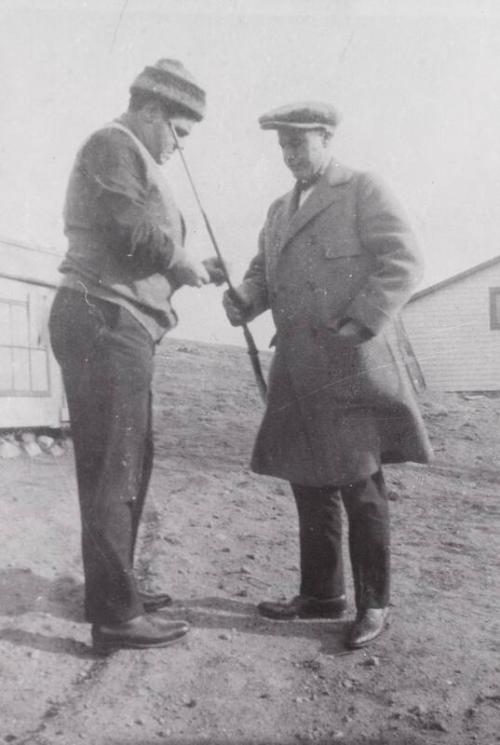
[
  {"xmin": 258, "ymin": 594, "xmax": 347, "ymax": 620},
  {"xmin": 139, "ymin": 590, "xmax": 172, "ymax": 613},
  {"xmin": 92, "ymin": 614, "xmax": 189, "ymax": 655},
  {"xmin": 348, "ymin": 607, "xmax": 389, "ymax": 649}
]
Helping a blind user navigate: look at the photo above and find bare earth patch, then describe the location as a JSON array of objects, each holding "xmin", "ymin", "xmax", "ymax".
[{"xmin": 0, "ymin": 338, "xmax": 499, "ymax": 745}]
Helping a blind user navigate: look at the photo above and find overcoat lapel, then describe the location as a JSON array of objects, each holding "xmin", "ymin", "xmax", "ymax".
[
  {"xmin": 279, "ymin": 160, "xmax": 353, "ymax": 251},
  {"xmin": 265, "ymin": 191, "xmax": 295, "ymax": 275}
]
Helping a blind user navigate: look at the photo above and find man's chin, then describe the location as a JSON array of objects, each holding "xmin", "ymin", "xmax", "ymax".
[{"xmin": 290, "ymin": 169, "xmax": 310, "ymax": 181}]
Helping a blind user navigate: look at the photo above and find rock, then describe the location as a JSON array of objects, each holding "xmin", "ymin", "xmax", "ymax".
[
  {"xmin": 184, "ymin": 698, "xmax": 197, "ymax": 708},
  {"xmin": 429, "ymin": 719, "xmax": 449, "ymax": 732},
  {"xmin": 0, "ymin": 440, "xmax": 21, "ymax": 458},
  {"xmin": 387, "ymin": 490, "xmax": 400, "ymax": 502},
  {"xmin": 20, "ymin": 431, "xmax": 36, "ymax": 443},
  {"xmin": 409, "ymin": 704, "xmax": 448, "ymax": 732},
  {"xmin": 409, "ymin": 704, "xmax": 427, "ymax": 717},
  {"xmin": 364, "ymin": 655, "xmax": 380, "ymax": 667},
  {"xmin": 37, "ymin": 435, "xmax": 55, "ymax": 451},
  {"xmin": 22, "ymin": 441, "xmax": 42, "ymax": 457},
  {"xmin": 331, "ymin": 732, "xmax": 345, "ymax": 741},
  {"xmin": 429, "ymin": 403, "xmax": 449, "ymax": 417}
]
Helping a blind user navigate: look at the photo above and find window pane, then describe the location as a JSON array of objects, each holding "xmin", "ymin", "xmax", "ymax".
[
  {"xmin": 12, "ymin": 348, "xmax": 30, "ymax": 391},
  {"xmin": 30, "ymin": 349, "xmax": 49, "ymax": 392},
  {"xmin": 495, "ymin": 293, "xmax": 500, "ymax": 325},
  {"xmin": 11, "ymin": 303, "xmax": 30, "ymax": 347},
  {"xmin": 0, "ymin": 347, "xmax": 13, "ymax": 390},
  {"xmin": 0, "ymin": 303, "xmax": 12, "ymax": 346}
]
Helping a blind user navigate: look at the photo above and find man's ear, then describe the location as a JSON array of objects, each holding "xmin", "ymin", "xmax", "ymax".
[
  {"xmin": 322, "ymin": 130, "xmax": 334, "ymax": 146},
  {"xmin": 142, "ymin": 101, "xmax": 161, "ymax": 123}
]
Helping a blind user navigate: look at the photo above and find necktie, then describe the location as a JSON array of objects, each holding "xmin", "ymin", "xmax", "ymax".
[
  {"xmin": 292, "ymin": 178, "xmax": 316, "ymax": 213},
  {"xmin": 297, "ymin": 171, "xmax": 322, "ymax": 190}
]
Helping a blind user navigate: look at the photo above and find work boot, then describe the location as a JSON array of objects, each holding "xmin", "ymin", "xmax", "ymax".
[
  {"xmin": 258, "ymin": 594, "xmax": 346, "ymax": 620},
  {"xmin": 139, "ymin": 590, "xmax": 172, "ymax": 613},
  {"xmin": 92, "ymin": 614, "xmax": 189, "ymax": 655},
  {"xmin": 348, "ymin": 607, "xmax": 389, "ymax": 649}
]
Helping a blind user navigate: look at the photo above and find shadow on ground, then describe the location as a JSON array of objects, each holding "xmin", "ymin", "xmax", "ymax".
[
  {"xmin": 0, "ymin": 568, "xmax": 91, "ymax": 657},
  {"xmin": 0, "ymin": 626, "xmax": 91, "ymax": 658},
  {"xmin": 157, "ymin": 596, "xmax": 354, "ymax": 656},
  {"xmin": 0, "ymin": 568, "xmax": 84, "ymax": 620},
  {"xmin": 104, "ymin": 735, "xmax": 428, "ymax": 745}
]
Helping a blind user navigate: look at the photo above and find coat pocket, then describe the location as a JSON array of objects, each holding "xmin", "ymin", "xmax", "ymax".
[
  {"xmin": 323, "ymin": 240, "xmax": 363, "ymax": 260},
  {"xmin": 322, "ymin": 334, "xmax": 403, "ymax": 407},
  {"xmin": 49, "ymin": 289, "xmax": 113, "ymax": 367}
]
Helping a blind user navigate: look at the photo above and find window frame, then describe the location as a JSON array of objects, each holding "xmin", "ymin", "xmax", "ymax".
[{"xmin": 0, "ymin": 295, "xmax": 51, "ymax": 397}]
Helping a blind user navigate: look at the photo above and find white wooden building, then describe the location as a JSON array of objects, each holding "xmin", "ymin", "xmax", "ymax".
[
  {"xmin": 403, "ymin": 256, "xmax": 500, "ymax": 391},
  {"xmin": 0, "ymin": 237, "xmax": 66, "ymax": 428}
]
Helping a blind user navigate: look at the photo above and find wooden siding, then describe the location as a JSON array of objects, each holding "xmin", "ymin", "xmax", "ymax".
[
  {"xmin": 0, "ymin": 240, "xmax": 65, "ymax": 427},
  {"xmin": 403, "ymin": 262, "xmax": 500, "ymax": 391}
]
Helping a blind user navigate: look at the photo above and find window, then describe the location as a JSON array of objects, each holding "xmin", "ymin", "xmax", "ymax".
[
  {"xmin": 489, "ymin": 288, "xmax": 500, "ymax": 330},
  {"xmin": 0, "ymin": 295, "xmax": 50, "ymax": 395}
]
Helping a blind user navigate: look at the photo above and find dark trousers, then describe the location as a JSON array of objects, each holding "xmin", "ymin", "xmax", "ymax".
[
  {"xmin": 49, "ymin": 288, "xmax": 154, "ymax": 624},
  {"xmin": 291, "ymin": 470, "xmax": 390, "ymax": 611}
]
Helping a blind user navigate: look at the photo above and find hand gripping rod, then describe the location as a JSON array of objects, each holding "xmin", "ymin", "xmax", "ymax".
[{"xmin": 169, "ymin": 123, "xmax": 267, "ymax": 402}]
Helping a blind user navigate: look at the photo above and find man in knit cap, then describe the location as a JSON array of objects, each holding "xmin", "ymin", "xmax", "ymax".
[
  {"xmin": 223, "ymin": 102, "xmax": 432, "ymax": 649},
  {"xmin": 50, "ymin": 59, "xmax": 223, "ymax": 653}
]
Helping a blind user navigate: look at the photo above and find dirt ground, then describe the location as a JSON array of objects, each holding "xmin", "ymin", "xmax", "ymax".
[{"xmin": 0, "ymin": 338, "xmax": 499, "ymax": 745}]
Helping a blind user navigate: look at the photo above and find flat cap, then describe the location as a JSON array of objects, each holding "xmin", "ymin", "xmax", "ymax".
[{"xmin": 259, "ymin": 101, "xmax": 341, "ymax": 132}]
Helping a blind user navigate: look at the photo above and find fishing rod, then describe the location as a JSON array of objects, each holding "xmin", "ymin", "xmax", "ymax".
[{"xmin": 169, "ymin": 123, "xmax": 267, "ymax": 403}]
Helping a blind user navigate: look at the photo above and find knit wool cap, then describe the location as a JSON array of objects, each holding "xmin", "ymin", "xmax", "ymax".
[
  {"xmin": 130, "ymin": 59, "xmax": 206, "ymax": 121},
  {"xmin": 259, "ymin": 101, "xmax": 340, "ymax": 132}
]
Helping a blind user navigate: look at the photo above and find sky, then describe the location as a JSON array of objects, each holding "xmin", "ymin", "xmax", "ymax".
[{"xmin": 1, "ymin": 0, "xmax": 500, "ymax": 346}]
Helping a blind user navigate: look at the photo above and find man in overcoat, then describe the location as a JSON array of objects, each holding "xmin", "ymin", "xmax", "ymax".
[
  {"xmin": 50, "ymin": 59, "xmax": 223, "ymax": 653},
  {"xmin": 223, "ymin": 102, "xmax": 433, "ymax": 648}
]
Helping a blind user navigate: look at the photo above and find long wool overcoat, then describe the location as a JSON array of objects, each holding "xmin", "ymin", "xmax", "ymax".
[{"xmin": 238, "ymin": 160, "xmax": 433, "ymax": 487}]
